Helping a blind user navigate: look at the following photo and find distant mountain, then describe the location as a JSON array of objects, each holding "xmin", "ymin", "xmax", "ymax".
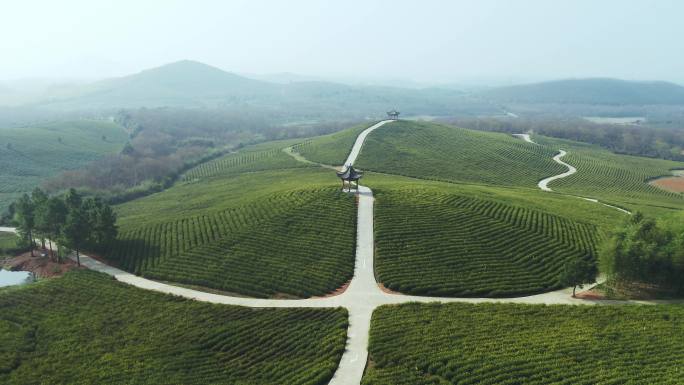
[
  {"xmin": 27, "ymin": 60, "xmax": 491, "ymax": 118},
  {"xmin": 481, "ymin": 78, "xmax": 684, "ymax": 105},
  {"xmin": 43, "ymin": 60, "xmax": 277, "ymax": 109}
]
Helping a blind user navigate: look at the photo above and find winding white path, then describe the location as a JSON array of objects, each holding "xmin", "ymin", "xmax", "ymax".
[
  {"xmin": 538, "ymin": 150, "xmax": 576, "ymax": 192},
  {"xmin": 513, "ymin": 134, "xmax": 631, "ymax": 215},
  {"xmin": 4, "ymin": 124, "xmax": 663, "ymax": 385}
]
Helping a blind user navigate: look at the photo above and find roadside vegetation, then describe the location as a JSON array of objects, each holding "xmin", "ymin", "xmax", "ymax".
[
  {"xmin": 364, "ymin": 302, "xmax": 684, "ymax": 384},
  {"xmin": 0, "ymin": 270, "xmax": 347, "ymax": 385},
  {"xmin": 598, "ymin": 211, "xmax": 684, "ymax": 298},
  {"xmin": 11, "ymin": 188, "xmax": 117, "ymax": 264}
]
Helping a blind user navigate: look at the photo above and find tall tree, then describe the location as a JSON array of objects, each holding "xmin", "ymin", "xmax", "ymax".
[
  {"xmin": 14, "ymin": 194, "xmax": 36, "ymax": 257},
  {"xmin": 39, "ymin": 197, "xmax": 67, "ymax": 261},
  {"xmin": 62, "ymin": 206, "xmax": 90, "ymax": 267},
  {"xmin": 31, "ymin": 188, "xmax": 49, "ymax": 250},
  {"xmin": 559, "ymin": 258, "xmax": 596, "ymax": 297}
]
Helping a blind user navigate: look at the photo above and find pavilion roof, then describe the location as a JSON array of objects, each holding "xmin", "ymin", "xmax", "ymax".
[{"xmin": 336, "ymin": 165, "xmax": 363, "ymax": 181}]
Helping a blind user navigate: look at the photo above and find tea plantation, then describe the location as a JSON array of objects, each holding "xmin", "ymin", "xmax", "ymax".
[
  {"xmin": 354, "ymin": 120, "xmax": 566, "ymax": 187},
  {"xmin": 373, "ymin": 187, "xmax": 600, "ymax": 297},
  {"xmin": 536, "ymin": 136, "xmax": 684, "ymax": 213},
  {"xmin": 364, "ymin": 302, "xmax": 684, "ymax": 384},
  {"xmin": 110, "ymin": 143, "xmax": 357, "ymax": 297},
  {"xmin": 0, "ymin": 270, "xmax": 347, "ymax": 384},
  {"xmin": 0, "ymin": 120, "xmax": 128, "ymax": 212}
]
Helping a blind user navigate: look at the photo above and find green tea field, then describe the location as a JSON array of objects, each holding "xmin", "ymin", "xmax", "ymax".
[
  {"xmin": 0, "ymin": 120, "xmax": 128, "ymax": 212},
  {"xmin": 364, "ymin": 302, "xmax": 684, "ymax": 384},
  {"xmin": 0, "ymin": 270, "xmax": 347, "ymax": 384},
  {"xmin": 108, "ymin": 141, "xmax": 357, "ymax": 298}
]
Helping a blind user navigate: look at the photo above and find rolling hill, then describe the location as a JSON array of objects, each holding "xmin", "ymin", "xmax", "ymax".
[
  {"xmin": 480, "ymin": 78, "xmax": 684, "ymax": 105},
  {"xmin": 0, "ymin": 120, "xmax": 128, "ymax": 213}
]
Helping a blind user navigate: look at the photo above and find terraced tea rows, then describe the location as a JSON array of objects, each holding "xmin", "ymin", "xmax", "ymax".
[
  {"xmin": 364, "ymin": 302, "xmax": 684, "ymax": 384},
  {"xmin": 353, "ymin": 121, "xmax": 566, "ymax": 187},
  {"xmin": 109, "ymin": 188, "xmax": 356, "ymax": 298},
  {"xmin": 0, "ymin": 120, "xmax": 127, "ymax": 212},
  {"xmin": 536, "ymin": 136, "xmax": 684, "ymax": 213},
  {"xmin": 183, "ymin": 141, "xmax": 309, "ymax": 181},
  {"xmin": 295, "ymin": 122, "xmax": 374, "ymax": 165},
  {"xmin": 374, "ymin": 188, "xmax": 599, "ymax": 297},
  {"xmin": 0, "ymin": 270, "xmax": 347, "ymax": 385}
]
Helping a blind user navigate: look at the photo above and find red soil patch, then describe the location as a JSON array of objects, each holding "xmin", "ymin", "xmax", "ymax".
[
  {"xmin": 313, "ymin": 280, "xmax": 351, "ymax": 298},
  {"xmin": 4, "ymin": 251, "xmax": 81, "ymax": 278},
  {"xmin": 575, "ymin": 289, "xmax": 606, "ymax": 300},
  {"xmin": 650, "ymin": 176, "xmax": 684, "ymax": 193},
  {"xmin": 377, "ymin": 283, "xmax": 401, "ymax": 295}
]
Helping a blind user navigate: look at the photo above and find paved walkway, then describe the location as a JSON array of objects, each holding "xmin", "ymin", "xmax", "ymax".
[
  {"xmin": 514, "ymin": 134, "xmax": 631, "ymax": 215},
  {"xmin": 5, "ymin": 124, "xmax": 667, "ymax": 385}
]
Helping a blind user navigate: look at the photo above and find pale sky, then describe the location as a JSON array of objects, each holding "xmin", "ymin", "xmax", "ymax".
[{"xmin": 2, "ymin": 0, "xmax": 683, "ymax": 85}]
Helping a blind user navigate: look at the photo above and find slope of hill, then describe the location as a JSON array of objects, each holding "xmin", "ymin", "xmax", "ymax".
[
  {"xmin": 0, "ymin": 270, "xmax": 347, "ymax": 384},
  {"xmin": 107, "ymin": 141, "xmax": 357, "ymax": 298},
  {"xmin": 364, "ymin": 173, "xmax": 622, "ymax": 298},
  {"xmin": 353, "ymin": 121, "xmax": 566, "ymax": 188},
  {"xmin": 481, "ymin": 78, "xmax": 684, "ymax": 105},
  {"xmin": 535, "ymin": 135, "xmax": 684, "ymax": 213},
  {"xmin": 0, "ymin": 120, "xmax": 128, "ymax": 213},
  {"xmin": 365, "ymin": 302, "xmax": 684, "ymax": 384}
]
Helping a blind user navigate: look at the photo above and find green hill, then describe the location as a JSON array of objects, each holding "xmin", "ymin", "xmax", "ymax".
[
  {"xmin": 366, "ymin": 173, "xmax": 621, "ymax": 297},
  {"xmin": 349, "ymin": 120, "xmax": 564, "ymax": 187},
  {"xmin": 365, "ymin": 303, "xmax": 684, "ymax": 384},
  {"xmin": 0, "ymin": 120, "xmax": 128, "ymax": 213},
  {"xmin": 481, "ymin": 78, "xmax": 684, "ymax": 105},
  {"xmin": 0, "ymin": 270, "xmax": 347, "ymax": 384},
  {"xmin": 536, "ymin": 135, "xmax": 684, "ymax": 213},
  {"xmin": 108, "ymin": 141, "xmax": 357, "ymax": 298}
]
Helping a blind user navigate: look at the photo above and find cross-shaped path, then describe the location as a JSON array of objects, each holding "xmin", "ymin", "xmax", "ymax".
[{"xmin": 2, "ymin": 120, "xmax": 667, "ymax": 385}]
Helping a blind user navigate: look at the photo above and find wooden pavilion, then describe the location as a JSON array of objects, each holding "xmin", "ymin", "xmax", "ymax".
[
  {"xmin": 336, "ymin": 165, "xmax": 363, "ymax": 192},
  {"xmin": 387, "ymin": 110, "xmax": 400, "ymax": 120}
]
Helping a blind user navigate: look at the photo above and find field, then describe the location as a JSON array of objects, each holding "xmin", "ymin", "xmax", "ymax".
[
  {"xmin": 364, "ymin": 302, "xmax": 684, "ymax": 384},
  {"xmin": 535, "ymin": 136, "xmax": 684, "ymax": 213},
  {"xmin": 109, "ymin": 140, "xmax": 357, "ymax": 298},
  {"xmin": 0, "ymin": 232, "xmax": 24, "ymax": 256},
  {"xmin": 650, "ymin": 175, "xmax": 684, "ymax": 193},
  {"xmin": 353, "ymin": 121, "xmax": 566, "ymax": 187},
  {"xmin": 370, "ymin": 178, "xmax": 610, "ymax": 297},
  {"xmin": 0, "ymin": 120, "xmax": 128, "ymax": 212},
  {"xmin": 0, "ymin": 270, "xmax": 347, "ymax": 384},
  {"xmin": 294, "ymin": 121, "xmax": 375, "ymax": 166}
]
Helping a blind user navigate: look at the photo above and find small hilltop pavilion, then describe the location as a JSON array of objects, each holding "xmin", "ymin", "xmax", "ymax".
[
  {"xmin": 336, "ymin": 164, "xmax": 363, "ymax": 192},
  {"xmin": 387, "ymin": 109, "xmax": 400, "ymax": 120}
]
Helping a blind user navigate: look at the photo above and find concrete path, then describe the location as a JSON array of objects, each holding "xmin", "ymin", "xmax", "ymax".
[
  {"xmin": 538, "ymin": 150, "xmax": 576, "ymax": 191},
  {"xmin": 4, "ymin": 123, "xmax": 659, "ymax": 385},
  {"xmin": 512, "ymin": 133, "xmax": 536, "ymax": 144},
  {"xmin": 513, "ymin": 134, "xmax": 631, "ymax": 215}
]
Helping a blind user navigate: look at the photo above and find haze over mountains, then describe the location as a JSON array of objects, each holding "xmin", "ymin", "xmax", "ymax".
[{"xmin": 2, "ymin": 60, "xmax": 684, "ymax": 119}]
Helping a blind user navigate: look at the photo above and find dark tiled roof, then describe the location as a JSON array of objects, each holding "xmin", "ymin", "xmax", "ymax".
[{"xmin": 336, "ymin": 165, "xmax": 363, "ymax": 180}]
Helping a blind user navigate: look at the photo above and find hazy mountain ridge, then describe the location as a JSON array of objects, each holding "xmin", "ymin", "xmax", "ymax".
[{"xmin": 480, "ymin": 78, "xmax": 684, "ymax": 105}]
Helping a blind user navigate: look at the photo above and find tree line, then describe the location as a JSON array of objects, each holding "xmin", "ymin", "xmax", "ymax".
[
  {"xmin": 600, "ymin": 212, "xmax": 684, "ymax": 295},
  {"xmin": 443, "ymin": 117, "xmax": 684, "ymax": 161},
  {"xmin": 12, "ymin": 188, "xmax": 117, "ymax": 266}
]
